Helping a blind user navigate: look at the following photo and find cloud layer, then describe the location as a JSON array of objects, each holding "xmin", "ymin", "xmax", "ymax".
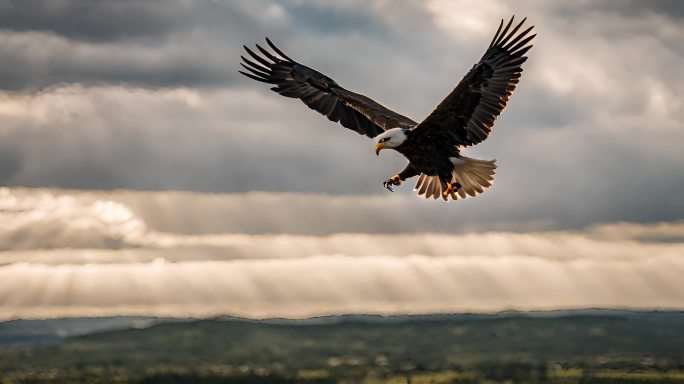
[
  {"xmin": 4, "ymin": 252, "xmax": 684, "ymax": 320},
  {"xmin": 1, "ymin": 188, "xmax": 683, "ymax": 320}
]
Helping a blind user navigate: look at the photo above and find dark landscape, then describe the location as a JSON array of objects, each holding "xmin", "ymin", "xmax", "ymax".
[{"xmin": 2, "ymin": 310, "xmax": 684, "ymax": 383}]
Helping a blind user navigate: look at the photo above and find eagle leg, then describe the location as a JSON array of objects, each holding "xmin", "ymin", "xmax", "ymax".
[
  {"xmin": 383, "ymin": 175, "xmax": 402, "ymax": 192},
  {"xmin": 443, "ymin": 181, "xmax": 463, "ymax": 197}
]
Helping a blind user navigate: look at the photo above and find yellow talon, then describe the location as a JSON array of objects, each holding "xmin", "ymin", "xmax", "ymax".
[
  {"xmin": 443, "ymin": 182, "xmax": 461, "ymax": 196},
  {"xmin": 383, "ymin": 175, "xmax": 402, "ymax": 192}
]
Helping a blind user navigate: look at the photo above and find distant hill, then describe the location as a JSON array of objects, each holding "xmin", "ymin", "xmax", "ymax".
[
  {"xmin": 2, "ymin": 310, "xmax": 684, "ymax": 383},
  {"xmin": 0, "ymin": 316, "xmax": 171, "ymax": 349}
]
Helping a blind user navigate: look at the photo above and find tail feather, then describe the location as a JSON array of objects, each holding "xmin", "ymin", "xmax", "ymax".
[{"xmin": 414, "ymin": 156, "xmax": 497, "ymax": 201}]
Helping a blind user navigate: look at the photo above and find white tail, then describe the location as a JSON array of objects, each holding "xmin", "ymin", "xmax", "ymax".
[{"xmin": 414, "ymin": 156, "xmax": 496, "ymax": 201}]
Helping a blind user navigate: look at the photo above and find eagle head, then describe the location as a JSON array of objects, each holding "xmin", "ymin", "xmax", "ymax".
[{"xmin": 375, "ymin": 128, "xmax": 409, "ymax": 156}]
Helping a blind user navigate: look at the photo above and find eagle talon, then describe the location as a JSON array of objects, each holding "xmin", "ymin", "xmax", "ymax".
[
  {"xmin": 383, "ymin": 175, "xmax": 402, "ymax": 192},
  {"xmin": 443, "ymin": 182, "xmax": 463, "ymax": 196}
]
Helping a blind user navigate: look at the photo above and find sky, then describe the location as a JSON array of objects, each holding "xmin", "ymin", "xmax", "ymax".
[{"xmin": 0, "ymin": 0, "xmax": 683, "ymax": 320}]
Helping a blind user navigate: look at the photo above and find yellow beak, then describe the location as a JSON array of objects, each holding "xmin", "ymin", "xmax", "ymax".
[{"xmin": 375, "ymin": 142, "xmax": 385, "ymax": 156}]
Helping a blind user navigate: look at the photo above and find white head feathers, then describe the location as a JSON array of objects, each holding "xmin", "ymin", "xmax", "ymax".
[{"xmin": 375, "ymin": 127, "xmax": 408, "ymax": 149}]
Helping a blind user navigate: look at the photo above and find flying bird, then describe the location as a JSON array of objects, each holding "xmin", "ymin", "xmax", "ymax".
[{"xmin": 239, "ymin": 16, "xmax": 535, "ymax": 201}]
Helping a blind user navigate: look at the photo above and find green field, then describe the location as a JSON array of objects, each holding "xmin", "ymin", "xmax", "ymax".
[{"xmin": 2, "ymin": 311, "xmax": 684, "ymax": 383}]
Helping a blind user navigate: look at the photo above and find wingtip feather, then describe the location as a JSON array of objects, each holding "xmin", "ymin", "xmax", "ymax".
[
  {"xmin": 239, "ymin": 70, "xmax": 275, "ymax": 84},
  {"xmin": 265, "ymin": 37, "xmax": 295, "ymax": 62},
  {"xmin": 243, "ymin": 45, "xmax": 272, "ymax": 67},
  {"xmin": 255, "ymin": 43, "xmax": 281, "ymax": 63},
  {"xmin": 488, "ymin": 18, "xmax": 505, "ymax": 49}
]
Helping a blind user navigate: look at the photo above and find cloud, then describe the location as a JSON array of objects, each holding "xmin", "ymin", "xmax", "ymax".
[
  {"xmin": 0, "ymin": 30, "xmax": 243, "ymax": 90},
  {"xmin": 0, "ymin": 0, "xmax": 196, "ymax": 42},
  {"xmin": 2, "ymin": 187, "xmax": 683, "ymax": 252},
  {"xmin": 1, "ymin": 187, "xmax": 683, "ymax": 320},
  {"xmin": 0, "ymin": 188, "xmax": 555, "ymax": 251},
  {"xmin": 0, "ymin": 85, "xmax": 404, "ymax": 193},
  {"xmin": 0, "ymin": 0, "xmax": 294, "ymax": 90},
  {"xmin": 0, "ymin": 0, "xmax": 435, "ymax": 91},
  {"xmin": 2, "ymin": 242, "xmax": 684, "ymax": 320},
  {"xmin": 1, "ymin": 77, "xmax": 683, "ymax": 227}
]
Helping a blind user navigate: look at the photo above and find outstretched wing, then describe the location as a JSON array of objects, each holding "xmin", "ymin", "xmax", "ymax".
[
  {"xmin": 240, "ymin": 39, "xmax": 417, "ymax": 138},
  {"xmin": 414, "ymin": 16, "xmax": 535, "ymax": 146}
]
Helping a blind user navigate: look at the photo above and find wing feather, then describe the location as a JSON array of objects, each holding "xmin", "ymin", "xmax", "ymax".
[
  {"xmin": 240, "ymin": 39, "xmax": 417, "ymax": 138},
  {"xmin": 265, "ymin": 37, "xmax": 295, "ymax": 62},
  {"xmin": 414, "ymin": 16, "xmax": 535, "ymax": 147},
  {"xmin": 238, "ymin": 70, "xmax": 273, "ymax": 84},
  {"xmin": 240, "ymin": 63, "xmax": 269, "ymax": 79}
]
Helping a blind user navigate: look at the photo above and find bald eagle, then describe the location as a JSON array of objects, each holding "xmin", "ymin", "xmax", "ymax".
[{"xmin": 239, "ymin": 16, "xmax": 535, "ymax": 201}]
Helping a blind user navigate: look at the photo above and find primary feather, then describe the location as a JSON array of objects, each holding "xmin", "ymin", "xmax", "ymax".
[{"xmin": 240, "ymin": 39, "xmax": 416, "ymax": 138}]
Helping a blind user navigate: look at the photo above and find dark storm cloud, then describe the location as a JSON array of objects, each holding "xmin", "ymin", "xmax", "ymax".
[
  {"xmin": 0, "ymin": 32, "xmax": 241, "ymax": 90},
  {"xmin": 281, "ymin": 1, "xmax": 388, "ymax": 37},
  {"xmin": 0, "ymin": 0, "xmax": 294, "ymax": 89},
  {"xmin": 0, "ymin": 0, "xmax": 194, "ymax": 41},
  {"xmin": 0, "ymin": 0, "xmax": 447, "ymax": 91}
]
